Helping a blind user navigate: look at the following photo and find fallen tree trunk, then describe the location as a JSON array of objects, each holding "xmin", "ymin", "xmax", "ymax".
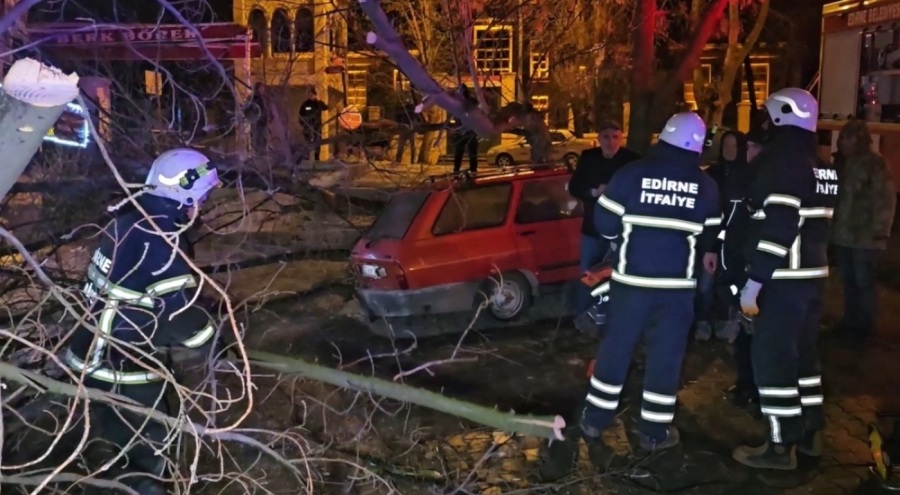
[
  {"xmin": 0, "ymin": 58, "xmax": 80, "ymax": 200},
  {"xmin": 247, "ymin": 349, "xmax": 566, "ymax": 440}
]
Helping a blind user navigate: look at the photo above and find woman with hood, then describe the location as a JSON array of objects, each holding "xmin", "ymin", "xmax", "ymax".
[{"xmin": 695, "ymin": 130, "xmax": 748, "ymax": 341}]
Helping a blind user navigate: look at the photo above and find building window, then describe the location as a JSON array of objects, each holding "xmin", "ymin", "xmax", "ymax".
[
  {"xmin": 248, "ymin": 9, "xmax": 268, "ymax": 57},
  {"xmin": 346, "ymin": 70, "xmax": 367, "ymax": 108},
  {"xmin": 473, "ymin": 25, "xmax": 513, "ymax": 74},
  {"xmin": 530, "ymin": 50, "xmax": 549, "ymax": 80},
  {"xmin": 742, "ymin": 62, "xmax": 770, "ymax": 103},
  {"xmin": 393, "ymin": 70, "xmax": 411, "ymax": 92},
  {"xmin": 683, "ymin": 63, "xmax": 713, "ymax": 109},
  {"xmin": 531, "ymin": 95, "xmax": 549, "ymax": 125},
  {"xmin": 294, "ymin": 7, "xmax": 314, "ymax": 53},
  {"xmin": 271, "ymin": 9, "xmax": 291, "ymax": 54}
]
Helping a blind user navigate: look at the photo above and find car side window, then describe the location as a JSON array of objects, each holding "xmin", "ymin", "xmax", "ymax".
[
  {"xmin": 515, "ymin": 176, "xmax": 584, "ymax": 224},
  {"xmin": 432, "ymin": 184, "xmax": 513, "ymax": 235},
  {"xmin": 550, "ymin": 132, "xmax": 566, "ymax": 143}
]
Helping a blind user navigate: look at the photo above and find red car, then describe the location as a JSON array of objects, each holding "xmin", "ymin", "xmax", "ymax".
[{"xmin": 350, "ymin": 165, "xmax": 584, "ymax": 336}]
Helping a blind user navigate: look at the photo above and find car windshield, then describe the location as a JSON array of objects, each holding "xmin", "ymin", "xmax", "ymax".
[
  {"xmin": 366, "ymin": 189, "xmax": 431, "ymax": 240},
  {"xmin": 550, "ymin": 132, "xmax": 567, "ymax": 143}
]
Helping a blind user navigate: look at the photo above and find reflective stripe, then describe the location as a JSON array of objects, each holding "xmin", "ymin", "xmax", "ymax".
[
  {"xmin": 801, "ymin": 396, "xmax": 824, "ymax": 406},
  {"xmin": 641, "ymin": 410, "xmax": 674, "ymax": 423},
  {"xmin": 771, "ymin": 267, "xmax": 829, "ymax": 279},
  {"xmin": 611, "ymin": 270, "xmax": 696, "ymax": 289},
  {"xmin": 182, "ymin": 323, "xmax": 216, "ymax": 348},
  {"xmin": 87, "ymin": 265, "xmax": 154, "ymax": 308},
  {"xmin": 643, "ymin": 391, "xmax": 677, "ymax": 405},
  {"xmin": 758, "ymin": 387, "xmax": 799, "ymax": 397},
  {"xmin": 799, "ymin": 376, "xmax": 822, "ymax": 387},
  {"xmin": 622, "ymin": 214, "xmax": 703, "ymax": 233},
  {"xmin": 686, "ymin": 233, "xmax": 697, "ymax": 279},
  {"xmin": 757, "ymin": 241, "xmax": 789, "ymax": 257},
  {"xmin": 761, "ymin": 406, "xmax": 803, "ymax": 416},
  {"xmin": 147, "ymin": 275, "xmax": 197, "ymax": 296},
  {"xmin": 749, "ymin": 207, "xmax": 835, "ymax": 221},
  {"xmin": 598, "ymin": 195, "xmax": 625, "ymax": 215},
  {"xmin": 763, "ymin": 194, "xmax": 802, "ymax": 209},
  {"xmin": 590, "ymin": 377, "xmax": 623, "ymax": 394},
  {"xmin": 717, "ymin": 229, "xmax": 726, "ymax": 241},
  {"xmin": 590, "ymin": 281, "xmax": 610, "ymax": 297},
  {"xmin": 586, "ymin": 394, "xmax": 618, "ymax": 410},
  {"xmin": 769, "ymin": 417, "xmax": 782, "ymax": 444},
  {"xmin": 729, "ymin": 284, "xmax": 739, "ymax": 296},
  {"xmin": 617, "ymin": 223, "xmax": 633, "ymax": 274},
  {"xmin": 65, "ymin": 350, "xmax": 162, "ymax": 384},
  {"xmin": 601, "ymin": 234, "xmax": 617, "ymax": 240},
  {"xmin": 704, "ymin": 216, "xmax": 722, "ymax": 226}
]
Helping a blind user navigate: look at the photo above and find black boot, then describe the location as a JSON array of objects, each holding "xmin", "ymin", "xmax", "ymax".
[
  {"xmin": 537, "ymin": 425, "xmax": 584, "ymax": 481},
  {"xmin": 797, "ymin": 430, "xmax": 823, "ymax": 457},
  {"xmin": 732, "ymin": 442, "xmax": 797, "ymax": 470}
]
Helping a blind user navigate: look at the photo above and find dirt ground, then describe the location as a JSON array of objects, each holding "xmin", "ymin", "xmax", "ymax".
[{"xmin": 188, "ymin": 237, "xmax": 900, "ymax": 495}]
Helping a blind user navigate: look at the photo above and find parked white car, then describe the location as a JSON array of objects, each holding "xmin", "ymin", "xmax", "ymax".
[{"xmin": 485, "ymin": 129, "xmax": 596, "ymax": 168}]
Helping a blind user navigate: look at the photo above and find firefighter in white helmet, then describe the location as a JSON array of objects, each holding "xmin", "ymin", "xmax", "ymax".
[{"xmin": 65, "ymin": 148, "xmax": 222, "ymax": 494}]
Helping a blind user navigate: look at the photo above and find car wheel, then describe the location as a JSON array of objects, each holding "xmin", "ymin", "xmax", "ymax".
[
  {"xmin": 563, "ymin": 152, "xmax": 579, "ymax": 168},
  {"xmin": 480, "ymin": 272, "xmax": 532, "ymax": 321},
  {"xmin": 495, "ymin": 153, "xmax": 514, "ymax": 168}
]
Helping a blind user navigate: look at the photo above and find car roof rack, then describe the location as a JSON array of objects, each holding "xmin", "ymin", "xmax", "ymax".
[{"xmin": 425, "ymin": 163, "xmax": 571, "ymax": 185}]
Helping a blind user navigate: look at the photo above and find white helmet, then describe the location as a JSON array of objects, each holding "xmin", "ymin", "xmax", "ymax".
[
  {"xmin": 145, "ymin": 148, "xmax": 220, "ymax": 206},
  {"xmin": 763, "ymin": 87, "xmax": 818, "ymax": 133},
  {"xmin": 659, "ymin": 112, "xmax": 706, "ymax": 154}
]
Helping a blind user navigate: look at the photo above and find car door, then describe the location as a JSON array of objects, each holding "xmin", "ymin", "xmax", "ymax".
[
  {"xmin": 548, "ymin": 131, "xmax": 568, "ymax": 162},
  {"xmin": 510, "ymin": 138, "xmax": 531, "ymax": 162},
  {"xmin": 511, "ymin": 175, "xmax": 583, "ymax": 284}
]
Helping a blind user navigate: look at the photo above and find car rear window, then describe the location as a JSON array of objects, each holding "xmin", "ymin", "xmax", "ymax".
[
  {"xmin": 366, "ymin": 189, "xmax": 431, "ymax": 240},
  {"xmin": 432, "ymin": 183, "xmax": 512, "ymax": 235}
]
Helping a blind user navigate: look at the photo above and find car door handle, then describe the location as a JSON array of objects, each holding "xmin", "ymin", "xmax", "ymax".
[{"xmin": 517, "ymin": 230, "xmax": 536, "ymax": 236}]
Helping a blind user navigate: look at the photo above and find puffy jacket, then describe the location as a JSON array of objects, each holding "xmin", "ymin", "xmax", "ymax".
[
  {"xmin": 594, "ymin": 142, "xmax": 721, "ymax": 290},
  {"xmin": 66, "ymin": 195, "xmax": 216, "ymax": 384},
  {"xmin": 743, "ymin": 126, "xmax": 838, "ymax": 283},
  {"xmin": 568, "ymin": 146, "xmax": 641, "ymax": 237},
  {"xmin": 832, "ymin": 150, "xmax": 896, "ymax": 249}
]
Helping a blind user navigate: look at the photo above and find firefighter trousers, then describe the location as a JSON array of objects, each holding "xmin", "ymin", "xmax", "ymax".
[
  {"xmin": 751, "ymin": 278, "xmax": 825, "ymax": 444},
  {"xmin": 86, "ymin": 375, "xmax": 172, "ymax": 481},
  {"xmin": 581, "ymin": 282, "xmax": 695, "ymax": 442}
]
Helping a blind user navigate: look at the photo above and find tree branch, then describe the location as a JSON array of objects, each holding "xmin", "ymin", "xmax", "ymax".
[
  {"xmin": 737, "ymin": 0, "xmax": 770, "ymax": 64},
  {"xmin": 668, "ymin": 0, "xmax": 730, "ymax": 94}
]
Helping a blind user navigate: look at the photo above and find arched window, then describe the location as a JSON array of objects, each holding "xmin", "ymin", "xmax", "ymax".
[
  {"xmin": 294, "ymin": 7, "xmax": 314, "ymax": 53},
  {"xmin": 248, "ymin": 9, "xmax": 268, "ymax": 57},
  {"xmin": 271, "ymin": 9, "xmax": 291, "ymax": 54}
]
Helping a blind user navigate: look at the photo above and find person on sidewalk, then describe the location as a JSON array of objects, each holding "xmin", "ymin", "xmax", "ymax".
[
  {"xmin": 566, "ymin": 120, "xmax": 640, "ymax": 333},
  {"xmin": 298, "ymin": 88, "xmax": 329, "ymax": 162},
  {"xmin": 695, "ymin": 130, "xmax": 747, "ymax": 341},
  {"xmin": 540, "ymin": 112, "xmax": 720, "ymax": 480},
  {"xmin": 832, "ymin": 119, "xmax": 896, "ymax": 344},
  {"xmin": 451, "ymin": 85, "xmax": 480, "ymax": 173},
  {"xmin": 731, "ymin": 88, "xmax": 838, "ymax": 471}
]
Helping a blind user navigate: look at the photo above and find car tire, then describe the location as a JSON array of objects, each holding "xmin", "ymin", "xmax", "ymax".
[
  {"xmin": 479, "ymin": 272, "xmax": 532, "ymax": 321},
  {"xmin": 495, "ymin": 153, "xmax": 514, "ymax": 168},
  {"xmin": 563, "ymin": 152, "xmax": 579, "ymax": 169}
]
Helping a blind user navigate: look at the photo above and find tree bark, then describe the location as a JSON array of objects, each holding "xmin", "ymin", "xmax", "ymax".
[
  {"xmin": 0, "ymin": 59, "xmax": 80, "ymax": 200},
  {"xmin": 247, "ymin": 349, "xmax": 566, "ymax": 440}
]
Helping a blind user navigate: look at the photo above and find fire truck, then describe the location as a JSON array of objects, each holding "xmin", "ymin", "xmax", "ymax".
[{"xmin": 819, "ymin": 0, "xmax": 900, "ymax": 177}]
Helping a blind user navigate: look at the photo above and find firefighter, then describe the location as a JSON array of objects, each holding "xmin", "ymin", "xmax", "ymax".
[
  {"xmin": 731, "ymin": 88, "xmax": 838, "ymax": 470},
  {"xmin": 64, "ymin": 148, "xmax": 222, "ymax": 494},
  {"xmin": 539, "ymin": 112, "xmax": 721, "ymax": 479}
]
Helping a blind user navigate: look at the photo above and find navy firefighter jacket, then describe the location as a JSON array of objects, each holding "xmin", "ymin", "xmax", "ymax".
[
  {"xmin": 66, "ymin": 195, "xmax": 216, "ymax": 384},
  {"xmin": 742, "ymin": 126, "xmax": 837, "ymax": 283},
  {"xmin": 594, "ymin": 142, "xmax": 722, "ymax": 290}
]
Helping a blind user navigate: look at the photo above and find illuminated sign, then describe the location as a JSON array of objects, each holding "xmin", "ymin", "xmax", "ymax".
[{"xmin": 0, "ymin": 82, "xmax": 91, "ymax": 148}]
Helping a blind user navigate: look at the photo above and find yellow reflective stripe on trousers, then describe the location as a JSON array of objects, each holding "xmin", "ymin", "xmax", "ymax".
[
  {"xmin": 147, "ymin": 275, "xmax": 197, "ymax": 296},
  {"xmin": 65, "ymin": 349, "xmax": 162, "ymax": 384},
  {"xmin": 87, "ymin": 264, "xmax": 154, "ymax": 308},
  {"xmin": 749, "ymin": 207, "xmax": 834, "ymax": 221},
  {"xmin": 611, "ymin": 270, "xmax": 696, "ymax": 289},
  {"xmin": 182, "ymin": 322, "xmax": 216, "ymax": 348}
]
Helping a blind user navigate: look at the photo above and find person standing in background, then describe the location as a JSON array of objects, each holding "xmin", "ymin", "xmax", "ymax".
[
  {"xmin": 298, "ymin": 88, "xmax": 329, "ymax": 161},
  {"xmin": 832, "ymin": 119, "xmax": 896, "ymax": 345},
  {"xmin": 451, "ymin": 85, "xmax": 480, "ymax": 173}
]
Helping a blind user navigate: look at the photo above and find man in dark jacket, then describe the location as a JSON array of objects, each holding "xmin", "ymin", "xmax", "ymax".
[
  {"xmin": 298, "ymin": 88, "xmax": 329, "ymax": 161},
  {"xmin": 451, "ymin": 85, "xmax": 480, "ymax": 173},
  {"xmin": 696, "ymin": 130, "xmax": 748, "ymax": 341},
  {"xmin": 66, "ymin": 148, "xmax": 222, "ymax": 494},
  {"xmin": 731, "ymin": 88, "xmax": 838, "ymax": 471},
  {"xmin": 566, "ymin": 120, "xmax": 640, "ymax": 328}
]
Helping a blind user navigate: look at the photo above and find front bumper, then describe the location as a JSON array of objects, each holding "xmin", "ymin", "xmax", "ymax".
[{"xmin": 356, "ymin": 281, "xmax": 480, "ymax": 318}]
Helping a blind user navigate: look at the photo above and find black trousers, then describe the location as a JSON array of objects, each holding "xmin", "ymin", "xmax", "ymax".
[
  {"xmin": 733, "ymin": 325, "xmax": 755, "ymax": 391},
  {"xmin": 453, "ymin": 133, "xmax": 478, "ymax": 173},
  {"xmin": 752, "ymin": 278, "xmax": 825, "ymax": 444},
  {"xmin": 303, "ymin": 129, "xmax": 321, "ymax": 161},
  {"xmin": 86, "ymin": 376, "xmax": 171, "ymax": 482}
]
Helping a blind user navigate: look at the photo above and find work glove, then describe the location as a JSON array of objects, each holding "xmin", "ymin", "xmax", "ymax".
[{"xmin": 739, "ymin": 280, "xmax": 763, "ymax": 317}]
